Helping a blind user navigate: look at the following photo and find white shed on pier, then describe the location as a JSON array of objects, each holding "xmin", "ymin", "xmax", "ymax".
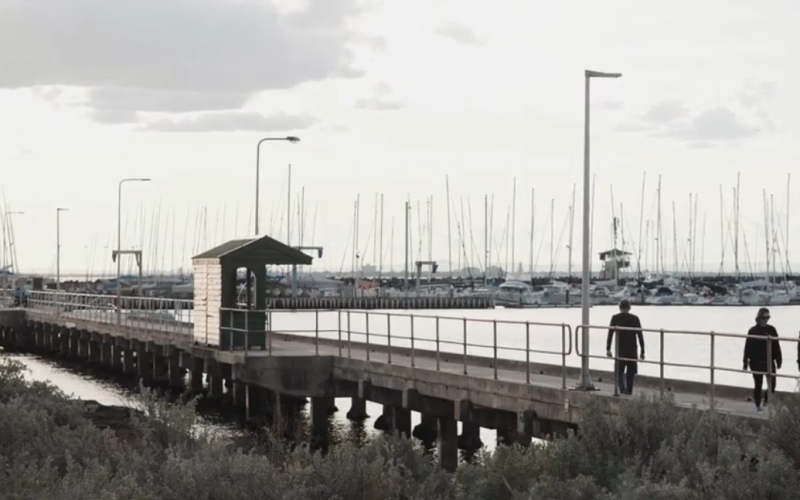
[{"xmin": 192, "ymin": 236, "xmax": 313, "ymax": 348}]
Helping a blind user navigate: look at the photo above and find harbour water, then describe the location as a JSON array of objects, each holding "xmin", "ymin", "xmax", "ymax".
[{"xmin": 5, "ymin": 305, "xmax": 800, "ymax": 452}]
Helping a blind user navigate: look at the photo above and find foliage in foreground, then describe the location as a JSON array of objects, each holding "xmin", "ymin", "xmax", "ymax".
[{"xmin": 1, "ymin": 358, "xmax": 800, "ymax": 499}]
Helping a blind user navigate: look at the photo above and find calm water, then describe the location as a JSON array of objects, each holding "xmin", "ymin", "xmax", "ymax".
[{"xmin": 6, "ymin": 305, "xmax": 800, "ymax": 451}]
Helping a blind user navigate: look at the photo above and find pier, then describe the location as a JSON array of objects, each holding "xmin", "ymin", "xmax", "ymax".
[{"xmin": 0, "ymin": 235, "xmax": 792, "ymax": 471}]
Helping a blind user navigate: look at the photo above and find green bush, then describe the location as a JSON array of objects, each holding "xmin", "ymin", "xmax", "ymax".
[{"xmin": 1, "ymin": 357, "xmax": 800, "ymax": 499}]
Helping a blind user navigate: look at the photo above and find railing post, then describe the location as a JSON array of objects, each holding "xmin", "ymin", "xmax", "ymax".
[
  {"xmin": 387, "ymin": 314, "xmax": 392, "ymax": 364},
  {"xmin": 347, "ymin": 310, "xmax": 352, "ymax": 358},
  {"xmin": 315, "ymin": 310, "xmax": 319, "ymax": 355},
  {"xmin": 560, "ymin": 324, "xmax": 566, "ymax": 389},
  {"xmin": 659, "ymin": 329, "xmax": 665, "ymax": 397},
  {"xmin": 767, "ymin": 335, "xmax": 773, "ymax": 419},
  {"xmin": 365, "ymin": 312, "xmax": 370, "ymax": 361},
  {"xmin": 462, "ymin": 318, "xmax": 468, "ymax": 375},
  {"xmin": 493, "ymin": 320, "xmax": 498, "ymax": 380},
  {"xmin": 268, "ymin": 310, "xmax": 273, "ymax": 356},
  {"xmin": 526, "ymin": 322, "xmax": 531, "ymax": 384},
  {"xmin": 435, "ymin": 316, "xmax": 440, "ymax": 371},
  {"xmin": 410, "ymin": 315, "xmax": 415, "ymax": 368},
  {"xmin": 710, "ymin": 331, "xmax": 715, "ymax": 408},
  {"xmin": 337, "ymin": 310, "xmax": 342, "ymax": 357},
  {"xmin": 243, "ymin": 307, "xmax": 249, "ymax": 352}
]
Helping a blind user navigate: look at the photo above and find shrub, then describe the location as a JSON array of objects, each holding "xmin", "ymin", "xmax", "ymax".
[{"xmin": 2, "ymin": 356, "xmax": 800, "ymax": 499}]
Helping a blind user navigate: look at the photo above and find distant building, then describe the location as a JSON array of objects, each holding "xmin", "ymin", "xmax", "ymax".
[{"xmin": 598, "ymin": 249, "xmax": 631, "ymax": 281}]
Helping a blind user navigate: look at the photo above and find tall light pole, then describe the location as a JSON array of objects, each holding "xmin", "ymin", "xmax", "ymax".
[
  {"xmin": 4, "ymin": 211, "xmax": 25, "ymax": 273},
  {"xmin": 56, "ymin": 208, "xmax": 69, "ymax": 291},
  {"xmin": 255, "ymin": 136, "xmax": 300, "ymax": 236},
  {"xmin": 578, "ymin": 69, "xmax": 621, "ymax": 391},
  {"xmin": 117, "ymin": 178, "xmax": 150, "ymax": 325}
]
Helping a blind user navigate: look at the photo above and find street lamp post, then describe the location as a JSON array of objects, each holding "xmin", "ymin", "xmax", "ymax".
[
  {"xmin": 255, "ymin": 136, "xmax": 300, "ymax": 236},
  {"xmin": 578, "ymin": 69, "xmax": 622, "ymax": 391},
  {"xmin": 56, "ymin": 208, "xmax": 69, "ymax": 292},
  {"xmin": 117, "ymin": 178, "xmax": 151, "ymax": 325}
]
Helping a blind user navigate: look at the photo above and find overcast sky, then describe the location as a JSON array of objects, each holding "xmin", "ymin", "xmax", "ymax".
[{"xmin": 0, "ymin": 0, "xmax": 798, "ymax": 277}]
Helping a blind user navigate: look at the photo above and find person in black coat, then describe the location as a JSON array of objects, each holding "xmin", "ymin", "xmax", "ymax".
[
  {"xmin": 606, "ymin": 299, "xmax": 645, "ymax": 395},
  {"xmin": 743, "ymin": 307, "xmax": 782, "ymax": 412}
]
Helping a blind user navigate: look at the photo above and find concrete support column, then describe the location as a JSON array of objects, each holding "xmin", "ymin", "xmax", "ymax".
[
  {"xmin": 112, "ymin": 345, "xmax": 124, "ymax": 371},
  {"xmin": 122, "ymin": 345, "xmax": 135, "ymax": 374},
  {"xmin": 153, "ymin": 354, "xmax": 168, "ymax": 383},
  {"xmin": 69, "ymin": 331, "xmax": 79, "ymax": 357},
  {"xmin": 219, "ymin": 363, "xmax": 233, "ymax": 404},
  {"xmin": 78, "ymin": 337, "xmax": 89, "ymax": 359},
  {"xmin": 413, "ymin": 413, "xmax": 438, "ymax": 443},
  {"xmin": 375, "ymin": 406, "xmax": 411, "ymax": 438},
  {"xmin": 137, "ymin": 342, "xmax": 152, "ymax": 384},
  {"xmin": 59, "ymin": 331, "xmax": 70, "ymax": 355},
  {"xmin": 437, "ymin": 417, "xmax": 458, "ymax": 472},
  {"xmin": 205, "ymin": 359, "xmax": 223, "ymax": 401},
  {"xmin": 89, "ymin": 340, "xmax": 101, "ymax": 363},
  {"xmin": 245, "ymin": 384, "xmax": 262, "ymax": 421},
  {"xmin": 101, "ymin": 341, "xmax": 113, "ymax": 366},
  {"xmin": 232, "ymin": 381, "xmax": 247, "ymax": 408},
  {"xmin": 311, "ymin": 397, "xmax": 334, "ymax": 449},
  {"xmin": 458, "ymin": 422, "xmax": 483, "ymax": 451},
  {"xmin": 190, "ymin": 357, "xmax": 204, "ymax": 394},
  {"xmin": 346, "ymin": 397, "xmax": 369, "ymax": 421},
  {"xmin": 48, "ymin": 330, "xmax": 58, "ymax": 351},
  {"xmin": 167, "ymin": 353, "xmax": 183, "ymax": 389}
]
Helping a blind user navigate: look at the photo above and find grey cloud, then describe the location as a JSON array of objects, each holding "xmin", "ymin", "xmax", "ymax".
[
  {"xmin": 662, "ymin": 107, "xmax": 759, "ymax": 143},
  {"xmin": 355, "ymin": 83, "xmax": 403, "ymax": 111},
  {"xmin": 0, "ymin": 0, "xmax": 368, "ymax": 123},
  {"xmin": 0, "ymin": 0, "xmax": 362, "ymax": 93},
  {"xmin": 142, "ymin": 112, "xmax": 318, "ymax": 133},
  {"xmin": 92, "ymin": 109, "xmax": 139, "ymax": 125},
  {"xmin": 87, "ymin": 88, "xmax": 249, "ymax": 114},
  {"xmin": 642, "ymin": 100, "xmax": 689, "ymax": 124},
  {"xmin": 436, "ymin": 22, "xmax": 482, "ymax": 45}
]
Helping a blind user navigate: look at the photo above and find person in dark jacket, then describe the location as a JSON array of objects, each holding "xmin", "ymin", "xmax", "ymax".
[
  {"xmin": 606, "ymin": 299, "xmax": 645, "ymax": 395},
  {"xmin": 743, "ymin": 307, "xmax": 782, "ymax": 412}
]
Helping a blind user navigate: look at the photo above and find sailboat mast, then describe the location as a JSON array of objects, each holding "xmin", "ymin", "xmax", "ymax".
[
  {"xmin": 701, "ymin": 212, "xmax": 706, "ymax": 275},
  {"xmin": 484, "ymin": 194, "xmax": 489, "ymax": 285},
  {"xmin": 287, "ymin": 164, "xmax": 292, "ymax": 245},
  {"xmin": 379, "ymin": 194, "xmax": 384, "ymax": 278},
  {"xmin": 787, "ymin": 173, "xmax": 792, "ymax": 275},
  {"xmin": 657, "ymin": 175, "xmax": 662, "ymax": 276},
  {"xmin": 637, "ymin": 172, "xmax": 646, "ymax": 278},
  {"xmin": 671, "ymin": 201, "xmax": 678, "ymax": 275},
  {"xmin": 446, "ymin": 176, "xmax": 452, "ymax": 274},
  {"xmin": 511, "ymin": 177, "xmax": 517, "ymax": 274},
  {"xmin": 529, "ymin": 188, "xmax": 534, "ymax": 276},
  {"xmin": 568, "ymin": 184, "xmax": 576, "ymax": 279},
  {"xmin": 762, "ymin": 189, "xmax": 770, "ymax": 286},
  {"xmin": 735, "ymin": 172, "xmax": 740, "ymax": 276},
  {"xmin": 550, "ymin": 198, "xmax": 554, "ymax": 277},
  {"xmin": 718, "ymin": 185, "xmax": 725, "ymax": 275}
]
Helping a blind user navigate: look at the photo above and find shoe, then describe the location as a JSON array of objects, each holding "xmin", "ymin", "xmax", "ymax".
[
  {"xmin": 756, "ymin": 407, "xmax": 763, "ymax": 414},
  {"xmin": 763, "ymin": 400, "xmax": 768, "ymax": 408}
]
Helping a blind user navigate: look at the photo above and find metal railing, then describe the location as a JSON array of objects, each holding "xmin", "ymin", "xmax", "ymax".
[
  {"xmin": 7, "ymin": 290, "xmax": 800, "ymax": 401},
  {"xmin": 23, "ymin": 290, "xmax": 194, "ymax": 340},
  {"xmin": 264, "ymin": 309, "xmax": 573, "ymax": 389},
  {"xmin": 576, "ymin": 324, "xmax": 800, "ymax": 409}
]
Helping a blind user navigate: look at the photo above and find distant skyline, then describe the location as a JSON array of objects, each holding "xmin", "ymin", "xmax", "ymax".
[{"xmin": 1, "ymin": 0, "xmax": 798, "ymax": 276}]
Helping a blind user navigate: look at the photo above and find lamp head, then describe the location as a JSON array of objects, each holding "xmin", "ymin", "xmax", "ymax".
[
  {"xmin": 286, "ymin": 136, "xmax": 300, "ymax": 143},
  {"xmin": 585, "ymin": 69, "xmax": 622, "ymax": 78}
]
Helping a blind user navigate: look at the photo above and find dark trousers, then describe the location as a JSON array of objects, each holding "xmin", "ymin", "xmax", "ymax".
[
  {"xmin": 752, "ymin": 361, "xmax": 777, "ymax": 407},
  {"xmin": 616, "ymin": 360, "xmax": 637, "ymax": 395}
]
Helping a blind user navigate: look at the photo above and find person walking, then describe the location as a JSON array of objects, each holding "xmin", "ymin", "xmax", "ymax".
[
  {"xmin": 606, "ymin": 299, "xmax": 645, "ymax": 395},
  {"xmin": 743, "ymin": 307, "xmax": 782, "ymax": 413}
]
